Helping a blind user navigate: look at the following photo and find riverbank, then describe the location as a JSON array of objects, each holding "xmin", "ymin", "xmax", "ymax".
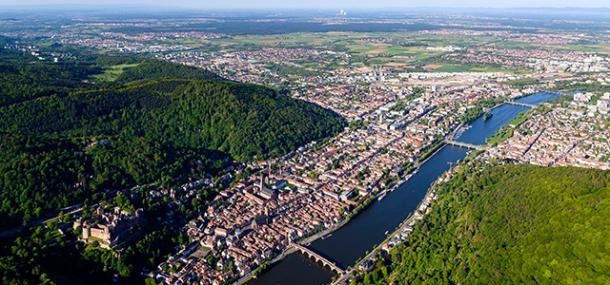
[
  {"xmin": 244, "ymin": 146, "xmax": 469, "ymax": 284},
  {"xmin": 245, "ymin": 146, "xmax": 472, "ymax": 284},
  {"xmin": 235, "ymin": 156, "xmax": 426, "ymax": 285},
  {"xmin": 233, "ymin": 247, "xmax": 298, "ymax": 285},
  {"xmin": 360, "ymin": 162, "xmax": 610, "ymax": 284},
  {"xmin": 342, "ymin": 92, "xmax": 565, "ymax": 283},
  {"xmin": 341, "ymin": 148, "xmax": 481, "ymax": 284},
  {"xmin": 250, "ymin": 91, "xmax": 562, "ymax": 285}
]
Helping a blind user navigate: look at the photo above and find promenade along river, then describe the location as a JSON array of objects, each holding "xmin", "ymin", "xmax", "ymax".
[{"xmin": 249, "ymin": 92, "xmax": 561, "ymax": 285}]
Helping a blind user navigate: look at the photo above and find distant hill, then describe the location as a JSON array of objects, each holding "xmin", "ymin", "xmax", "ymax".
[
  {"xmin": 361, "ymin": 163, "xmax": 610, "ymax": 285},
  {"xmin": 0, "ymin": 48, "xmax": 345, "ymax": 229},
  {"xmin": 0, "ymin": 43, "xmax": 100, "ymax": 106},
  {"xmin": 114, "ymin": 60, "xmax": 222, "ymax": 83},
  {"xmin": 0, "ymin": 78, "xmax": 344, "ymax": 161}
]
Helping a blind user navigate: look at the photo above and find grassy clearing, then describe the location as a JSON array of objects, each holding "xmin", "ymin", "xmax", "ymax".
[{"xmin": 93, "ymin": 63, "xmax": 140, "ymax": 82}]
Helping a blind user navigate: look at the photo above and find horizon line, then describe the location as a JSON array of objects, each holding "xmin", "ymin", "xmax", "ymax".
[{"xmin": 1, "ymin": 4, "xmax": 610, "ymax": 9}]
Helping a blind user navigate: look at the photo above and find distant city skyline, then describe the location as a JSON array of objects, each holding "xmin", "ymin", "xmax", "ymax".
[{"xmin": 1, "ymin": 0, "xmax": 609, "ymax": 9}]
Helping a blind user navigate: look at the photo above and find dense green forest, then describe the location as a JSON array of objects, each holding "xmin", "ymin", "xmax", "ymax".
[
  {"xmin": 361, "ymin": 163, "xmax": 610, "ymax": 285},
  {"xmin": 0, "ymin": 189, "xmax": 192, "ymax": 285},
  {"xmin": 0, "ymin": 39, "xmax": 345, "ymax": 283},
  {"xmin": 0, "ymin": 79, "xmax": 344, "ymax": 161},
  {"xmin": 113, "ymin": 60, "xmax": 221, "ymax": 83},
  {"xmin": 0, "ymin": 46, "xmax": 99, "ymax": 106},
  {"xmin": 0, "ymin": 41, "xmax": 345, "ymax": 229}
]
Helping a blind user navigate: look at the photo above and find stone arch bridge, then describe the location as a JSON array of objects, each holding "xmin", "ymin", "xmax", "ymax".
[{"xmin": 290, "ymin": 243, "xmax": 345, "ymax": 276}]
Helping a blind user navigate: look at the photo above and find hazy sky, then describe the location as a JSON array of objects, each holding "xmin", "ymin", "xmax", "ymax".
[{"xmin": 1, "ymin": 0, "xmax": 609, "ymax": 9}]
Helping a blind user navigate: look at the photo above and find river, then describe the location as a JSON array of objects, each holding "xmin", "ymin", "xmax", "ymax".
[{"xmin": 248, "ymin": 91, "xmax": 561, "ymax": 285}]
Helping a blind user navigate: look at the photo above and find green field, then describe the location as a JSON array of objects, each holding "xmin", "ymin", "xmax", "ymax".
[
  {"xmin": 423, "ymin": 62, "xmax": 524, "ymax": 73},
  {"xmin": 208, "ymin": 32, "xmax": 497, "ymax": 63},
  {"xmin": 92, "ymin": 63, "xmax": 140, "ymax": 82}
]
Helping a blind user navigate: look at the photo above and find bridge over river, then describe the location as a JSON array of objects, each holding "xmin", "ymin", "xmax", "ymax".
[
  {"xmin": 506, "ymin": 101, "xmax": 536, "ymax": 108},
  {"xmin": 250, "ymin": 91, "xmax": 562, "ymax": 285},
  {"xmin": 444, "ymin": 139, "xmax": 485, "ymax": 151},
  {"xmin": 290, "ymin": 244, "xmax": 346, "ymax": 276}
]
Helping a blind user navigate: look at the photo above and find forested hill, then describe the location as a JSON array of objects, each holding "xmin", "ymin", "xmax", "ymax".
[
  {"xmin": 361, "ymin": 163, "xmax": 610, "ymax": 285},
  {"xmin": 0, "ymin": 45, "xmax": 345, "ymax": 229},
  {"xmin": 113, "ymin": 60, "xmax": 222, "ymax": 83},
  {"xmin": 0, "ymin": 42, "xmax": 100, "ymax": 106},
  {"xmin": 0, "ymin": 42, "xmax": 220, "ymax": 107},
  {"xmin": 0, "ymin": 78, "xmax": 344, "ymax": 161}
]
